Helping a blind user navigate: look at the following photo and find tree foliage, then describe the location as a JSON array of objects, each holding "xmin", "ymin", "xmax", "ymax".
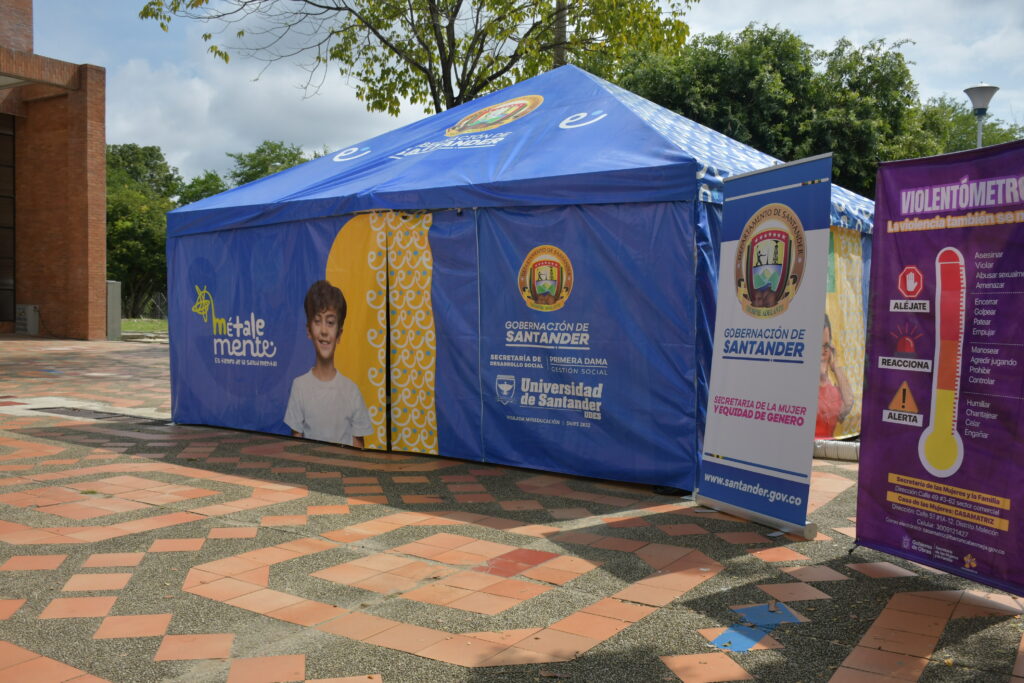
[
  {"xmin": 178, "ymin": 169, "xmax": 230, "ymax": 205},
  {"xmin": 611, "ymin": 25, "xmax": 1022, "ymax": 197},
  {"xmin": 226, "ymin": 140, "xmax": 308, "ymax": 186},
  {"xmin": 106, "ymin": 140, "xmax": 325, "ymax": 316},
  {"xmin": 107, "ymin": 142, "xmax": 183, "ymax": 199},
  {"xmin": 106, "ymin": 144, "xmax": 176, "ymax": 318},
  {"xmin": 916, "ymin": 95, "xmax": 1024, "ymax": 154},
  {"xmin": 612, "ymin": 25, "xmax": 924, "ymax": 196},
  {"xmin": 139, "ymin": 0, "xmax": 691, "ymax": 115}
]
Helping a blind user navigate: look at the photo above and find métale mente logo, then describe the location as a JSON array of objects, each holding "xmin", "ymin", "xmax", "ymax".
[{"xmin": 191, "ymin": 285, "xmax": 278, "ymax": 365}]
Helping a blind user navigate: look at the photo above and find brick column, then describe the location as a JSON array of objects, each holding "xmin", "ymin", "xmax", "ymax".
[
  {"xmin": 0, "ymin": 0, "xmax": 33, "ymax": 54},
  {"xmin": 14, "ymin": 62, "xmax": 107, "ymax": 339},
  {"xmin": 66, "ymin": 64, "xmax": 107, "ymax": 339}
]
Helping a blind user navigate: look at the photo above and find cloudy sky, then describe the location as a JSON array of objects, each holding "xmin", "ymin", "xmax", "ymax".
[{"xmin": 34, "ymin": 0, "xmax": 1023, "ymax": 181}]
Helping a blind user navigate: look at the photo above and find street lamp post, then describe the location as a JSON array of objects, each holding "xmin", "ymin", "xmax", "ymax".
[{"xmin": 964, "ymin": 83, "xmax": 999, "ymax": 149}]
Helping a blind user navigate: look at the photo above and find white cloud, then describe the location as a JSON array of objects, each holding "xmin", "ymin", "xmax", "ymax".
[
  {"xmin": 34, "ymin": 0, "xmax": 1024, "ymax": 184},
  {"xmin": 105, "ymin": 35, "xmax": 424, "ymax": 179}
]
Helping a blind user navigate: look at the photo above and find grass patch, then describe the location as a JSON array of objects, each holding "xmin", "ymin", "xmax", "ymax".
[{"xmin": 122, "ymin": 318, "xmax": 168, "ymax": 334}]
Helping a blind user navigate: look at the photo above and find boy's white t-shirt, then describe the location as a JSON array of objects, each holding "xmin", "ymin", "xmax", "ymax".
[{"xmin": 284, "ymin": 370, "xmax": 373, "ymax": 446}]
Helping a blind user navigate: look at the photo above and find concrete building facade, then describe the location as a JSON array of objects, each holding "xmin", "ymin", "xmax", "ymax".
[{"xmin": 0, "ymin": 0, "xmax": 107, "ymax": 339}]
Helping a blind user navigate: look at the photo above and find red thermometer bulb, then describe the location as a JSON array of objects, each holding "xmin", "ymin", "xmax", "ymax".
[{"xmin": 918, "ymin": 247, "xmax": 965, "ymax": 478}]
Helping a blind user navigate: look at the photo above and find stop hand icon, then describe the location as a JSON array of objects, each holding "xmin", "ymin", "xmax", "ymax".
[{"xmin": 898, "ymin": 265, "xmax": 924, "ymax": 298}]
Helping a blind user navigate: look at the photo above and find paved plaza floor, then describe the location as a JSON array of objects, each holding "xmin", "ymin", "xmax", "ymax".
[{"xmin": 0, "ymin": 336, "xmax": 1022, "ymax": 682}]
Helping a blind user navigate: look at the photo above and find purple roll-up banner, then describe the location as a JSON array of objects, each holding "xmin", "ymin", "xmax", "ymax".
[{"xmin": 858, "ymin": 140, "xmax": 1024, "ymax": 595}]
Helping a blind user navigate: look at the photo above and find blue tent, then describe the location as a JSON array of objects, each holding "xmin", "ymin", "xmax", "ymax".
[{"xmin": 168, "ymin": 65, "xmax": 873, "ymax": 491}]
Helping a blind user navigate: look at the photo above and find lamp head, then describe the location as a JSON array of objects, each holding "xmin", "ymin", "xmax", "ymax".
[{"xmin": 964, "ymin": 83, "xmax": 999, "ymax": 117}]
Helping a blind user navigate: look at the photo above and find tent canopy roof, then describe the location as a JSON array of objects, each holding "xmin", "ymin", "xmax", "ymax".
[{"xmin": 169, "ymin": 65, "xmax": 873, "ymax": 238}]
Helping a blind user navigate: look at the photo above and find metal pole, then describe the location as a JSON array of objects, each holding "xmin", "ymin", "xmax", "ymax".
[{"xmin": 976, "ymin": 114, "xmax": 984, "ymax": 149}]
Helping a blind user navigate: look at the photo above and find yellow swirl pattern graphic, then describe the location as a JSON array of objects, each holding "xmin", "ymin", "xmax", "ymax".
[
  {"xmin": 827, "ymin": 225, "xmax": 865, "ymax": 438},
  {"xmin": 326, "ymin": 214, "xmax": 389, "ymax": 450},
  {"xmin": 386, "ymin": 211, "xmax": 438, "ymax": 454}
]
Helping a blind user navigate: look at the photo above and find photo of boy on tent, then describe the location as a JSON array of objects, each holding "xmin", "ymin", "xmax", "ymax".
[{"xmin": 284, "ymin": 280, "xmax": 373, "ymax": 448}]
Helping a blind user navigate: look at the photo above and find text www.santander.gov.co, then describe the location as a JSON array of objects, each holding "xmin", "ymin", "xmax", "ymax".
[{"xmin": 704, "ymin": 474, "xmax": 803, "ymax": 506}]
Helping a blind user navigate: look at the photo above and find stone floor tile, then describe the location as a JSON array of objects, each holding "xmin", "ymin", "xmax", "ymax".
[
  {"xmin": 0, "ymin": 554, "xmax": 67, "ymax": 571},
  {"xmin": 659, "ymin": 652, "xmax": 753, "ymax": 682},
  {"xmin": 362, "ymin": 623, "xmax": 449, "ymax": 653},
  {"xmin": 153, "ymin": 633, "xmax": 235, "ymax": 661},
  {"xmin": 415, "ymin": 635, "xmax": 507, "ymax": 667},
  {"xmin": 840, "ymin": 645, "xmax": 929, "ymax": 680},
  {"xmin": 93, "ymin": 613, "xmax": 172, "ymax": 639},
  {"xmin": 62, "ymin": 573, "xmax": 133, "ymax": 592},
  {"xmin": 226, "ymin": 654, "xmax": 305, "ymax": 683},
  {"xmin": 39, "ymin": 596, "xmax": 118, "ymax": 619},
  {"xmin": 847, "ymin": 562, "xmax": 917, "ymax": 579},
  {"xmin": 781, "ymin": 566, "xmax": 851, "ymax": 582},
  {"xmin": 82, "ymin": 553, "xmax": 145, "ymax": 568}
]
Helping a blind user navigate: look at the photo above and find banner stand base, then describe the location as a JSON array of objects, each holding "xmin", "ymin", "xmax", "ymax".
[{"xmin": 694, "ymin": 493, "xmax": 818, "ymax": 540}]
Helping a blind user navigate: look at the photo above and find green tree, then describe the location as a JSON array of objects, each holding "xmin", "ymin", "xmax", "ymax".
[
  {"xmin": 107, "ymin": 143, "xmax": 182, "ymax": 198},
  {"xmin": 916, "ymin": 95, "xmax": 1024, "ymax": 154},
  {"xmin": 798, "ymin": 37, "xmax": 926, "ymax": 196},
  {"xmin": 106, "ymin": 145, "xmax": 177, "ymax": 317},
  {"xmin": 226, "ymin": 140, "xmax": 309, "ymax": 186},
  {"xmin": 139, "ymin": 0, "xmax": 691, "ymax": 115},
  {"xmin": 612, "ymin": 25, "xmax": 926, "ymax": 197},
  {"xmin": 178, "ymin": 169, "xmax": 229, "ymax": 205}
]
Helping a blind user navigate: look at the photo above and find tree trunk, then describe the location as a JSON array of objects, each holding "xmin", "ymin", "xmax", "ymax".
[{"xmin": 552, "ymin": 0, "xmax": 567, "ymax": 68}]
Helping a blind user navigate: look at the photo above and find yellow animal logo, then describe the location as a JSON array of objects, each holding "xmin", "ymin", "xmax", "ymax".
[
  {"xmin": 192, "ymin": 285, "xmax": 226, "ymax": 334},
  {"xmin": 192, "ymin": 285, "xmax": 213, "ymax": 322}
]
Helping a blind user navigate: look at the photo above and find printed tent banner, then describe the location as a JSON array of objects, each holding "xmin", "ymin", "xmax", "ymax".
[
  {"xmin": 858, "ymin": 140, "xmax": 1024, "ymax": 595},
  {"xmin": 167, "ymin": 65, "xmax": 873, "ymax": 491}
]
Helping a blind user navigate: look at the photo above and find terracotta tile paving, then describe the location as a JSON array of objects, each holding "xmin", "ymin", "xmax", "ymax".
[
  {"xmin": 208, "ymin": 526, "xmax": 259, "ymax": 539},
  {"xmin": 0, "ymin": 599, "xmax": 26, "ymax": 620},
  {"xmin": 847, "ymin": 562, "xmax": 918, "ymax": 579},
  {"xmin": 62, "ymin": 572, "xmax": 133, "ymax": 592},
  {"xmin": 38, "ymin": 596, "xmax": 119, "ymax": 619},
  {"xmin": 757, "ymin": 582, "xmax": 833, "ymax": 602},
  {"xmin": 415, "ymin": 634, "xmax": 509, "ymax": 666},
  {"xmin": 226, "ymin": 654, "xmax": 305, "ymax": 683},
  {"xmin": 3, "ymin": 340, "xmax": 1024, "ymax": 680},
  {"xmin": 839, "ymin": 645, "xmax": 929, "ymax": 680},
  {"xmin": 316, "ymin": 613, "xmax": 399, "ymax": 640},
  {"xmin": 0, "ymin": 554, "xmax": 67, "ymax": 570},
  {"xmin": 0, "ymin": 642, "xmax": 107, "ymax": 682},
  {"xmin": 781, "ymin": 565, "xmax": 851, "ymax": 582},
  {"xmin": 153, "ymin": 633, "xmax": 235, "ymax": 660},
  {"xmin": 148, "ymin": 537, "xmax": 205, "ymax": 552},
  {"xmin": 92, "ymin": 613, "xmax": 173, "ymax": 639},
  {"xmin": 81, "ymin": 552, "xmax": 145, "ymax": 567},
  {"xmin": 748, "ymin": 546, "xmax": 809, "ymax": 562},
  {"xmin": 660, "ymin": 652, "xmax": 753, "ymax": 682},
  {"xmin": 698, "ymin": 627, "xmax": 783, "ymax": 650}
]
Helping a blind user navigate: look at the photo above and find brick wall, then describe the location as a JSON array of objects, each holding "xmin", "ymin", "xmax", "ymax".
[
  {"xmin": 0, "ymin": 3, "xmax": 108, "ymax": 340},
  {"xmin": 14, "ymin": 64, "xmax": 106, "ymax": 339},
  {"xmin": 0, "ymin": 0, "xmax": 33, "ymax": 53}
]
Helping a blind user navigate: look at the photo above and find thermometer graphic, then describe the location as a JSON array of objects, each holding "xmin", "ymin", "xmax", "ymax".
[{"xmin": 918, "ymin": 247, "xmax": 965, "ymax": 478}]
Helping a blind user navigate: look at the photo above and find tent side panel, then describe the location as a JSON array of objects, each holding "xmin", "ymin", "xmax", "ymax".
[
  {"xmin": 694, "ymin": 200, "xmax": 722, "ymax": 461},
  {"xmin": 427, "ymin": 210, "xmax": 487, "ymax": 462},
  {"xmin": 167, "ymin": 217, "xmax": 386, "ymax": 447},
  {"xmin": 437, "ymin": 202, "xmax": 701, "ymax": 489}
]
